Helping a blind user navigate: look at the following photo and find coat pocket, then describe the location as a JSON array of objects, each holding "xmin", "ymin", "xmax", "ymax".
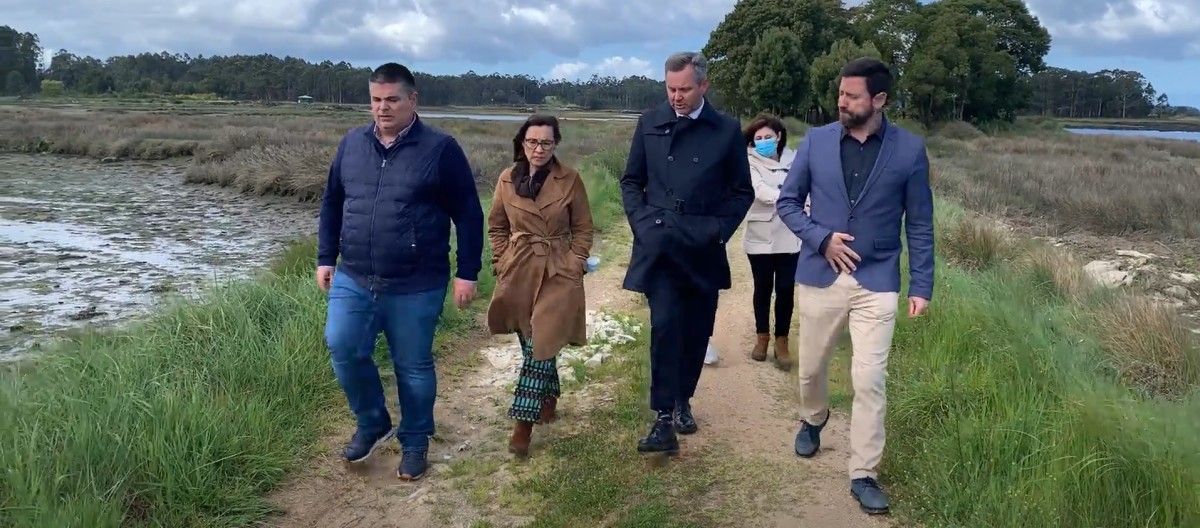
[
  {"xmin": 746, "ymin": 209, "xmax": 775, "ymax": 222},
  {"xmin": 745, "ymin": 219, "xmax": 773, "ymax": 245},
  {"xmin": 631, "ymin": 207, "xmax": 663, "ymax": 243},
  {"xmin": 675, "ymin": 214, "xmax": 721, "ymax": 248}
]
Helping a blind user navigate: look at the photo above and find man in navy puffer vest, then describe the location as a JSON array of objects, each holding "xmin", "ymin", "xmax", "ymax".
[{"xmin": 316, "ymin": 63, "xmax": 483, "ymax": 481}]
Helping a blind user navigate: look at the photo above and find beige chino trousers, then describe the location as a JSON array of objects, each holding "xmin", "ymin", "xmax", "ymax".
[{"xmin": 796, "ymin": 273, "xmax": 898, "ymax": 480}]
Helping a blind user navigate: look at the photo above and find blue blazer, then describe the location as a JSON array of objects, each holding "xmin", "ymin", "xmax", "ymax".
[{"xmin": 776, "ymin": 119, "xmax": 934, "ymax": 300}]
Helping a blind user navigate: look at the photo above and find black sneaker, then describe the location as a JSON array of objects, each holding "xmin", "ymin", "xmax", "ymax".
[
  {"xmin": 793, "ymin": 410, "xmax": 828, "ymax": 458},
  {"xmin": 851, "ymin": 477, "xmax": 890, "ymax": 514},
  {"xmin": 674, "ymin": 401, "xmax": 698, "ymax": 435},
  {"xmin": 397, "ymin": 450, "xmax": 428, "ymax": 481},
  {"xmin": 637, "ymin": 414, "xmax": 679, "ymax": 455},
  {"xmin": 343, "ymin": 426, "xmax": 395, "ymax": 463}
]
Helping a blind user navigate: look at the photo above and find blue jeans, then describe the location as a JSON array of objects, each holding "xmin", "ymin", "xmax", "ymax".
[{"xmin": 324, "ymin": 270, "xmax": 446, "ymax": 451}]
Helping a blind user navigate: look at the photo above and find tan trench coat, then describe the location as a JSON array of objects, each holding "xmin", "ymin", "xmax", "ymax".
[{"xmin": 486, "ymin": 162, "xmax": 594, "ymax": 361}]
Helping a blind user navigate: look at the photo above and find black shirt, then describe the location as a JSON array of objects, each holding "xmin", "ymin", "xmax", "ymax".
[
  {"xmin": 818, "ymin": 120, "xmax": 887, "ymax": 254},
  {"xmin": 840, "ymin": 121, "xmax": 886, "ymax": 207}
]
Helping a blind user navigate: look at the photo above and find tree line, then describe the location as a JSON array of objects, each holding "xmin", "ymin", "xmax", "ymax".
[
  {"xmin": 3, "ymin": 27, "xmax": 663, "ymax": 111},
  {"xmin": 1026, "ymin": 67, "xmax": 1193, "ymax": 119},
  {"xmin": 702, "ymin": 0, "xmax": 1194, "ymax": 124}
]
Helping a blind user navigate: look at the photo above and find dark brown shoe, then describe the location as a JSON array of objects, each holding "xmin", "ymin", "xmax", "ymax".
[
  {"xmin": 751, "ymin": 333, "xmax": 770, "ymax": 362},
  {"xmin": 774, "ymin": 336, "xmax": 793, "ymax": 371},
  {"xmin": 538, "ymin": 396, "xmax": 558, "ymax": 424},
  {"xmin": 508, "ymin": 421, "xmax": 533, "ymax": 458}
]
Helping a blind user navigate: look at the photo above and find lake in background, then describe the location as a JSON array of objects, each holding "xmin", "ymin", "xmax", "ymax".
[{"xmin": 1065, "ymin": 128, "xmax": 1200, "ymax": 142}]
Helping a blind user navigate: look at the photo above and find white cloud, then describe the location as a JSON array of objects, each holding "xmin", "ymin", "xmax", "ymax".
[
  {"xmin": 229, "ymin": 0, "xmax": 318, "ymax": 29},
  {"xmin": 362, "ymin": 11, "xmax": 446, "ymax": 58},
  {"xmin": 1061, "ymin": 0, "xmax": 1195, "ymax": 42},
  {"xmin": 595, "ymin": 56, "xmax": 653, "ymax": 78},
  {"xmin": 1028, "ymin": 0, "xmax": 1200, "ymax": 59},
  {"xmin": 547, "ymin": 61, "xmax": 589, "ymax": 80},
  {"xmin": 547, "ymin": 56, "xmax": 652, "ymax": 80},
  {"xmin": 0, "ymin": 0, "xmax": 732, "ymax": 65}
]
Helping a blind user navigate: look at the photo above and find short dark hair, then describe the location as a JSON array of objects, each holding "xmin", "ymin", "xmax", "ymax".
[
  {"xmin": 841, "ymin": 57, "xmax": 892, "ymax": 99},
  {"xmin": 370, "ymin": 63, "xmax": 417, "ymax": 93},
  {"xmin": 743, "ymin": 114, "xmax": 787, "ymax": 157}
]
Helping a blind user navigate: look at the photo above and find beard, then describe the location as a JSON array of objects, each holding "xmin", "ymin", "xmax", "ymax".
[{"xmin": 839, "ymin": 106, "xmax": 875, "ymax": 129}]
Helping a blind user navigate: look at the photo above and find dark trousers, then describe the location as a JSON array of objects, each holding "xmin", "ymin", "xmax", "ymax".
[
  {"xmin": 747, "ymin": 252, "xmax": 799, "ymax": 337},
  {"xmin": 645, "ymin": 272, "xmax": 719, "ymax": 412}
]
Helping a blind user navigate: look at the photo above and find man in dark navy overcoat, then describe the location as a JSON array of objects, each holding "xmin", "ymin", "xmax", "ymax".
[{"xmin": 620, "ymin": 51, "xmax": 753, "ymax": 455}]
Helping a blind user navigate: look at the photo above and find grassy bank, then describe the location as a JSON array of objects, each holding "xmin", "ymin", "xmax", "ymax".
[
  {"xmin": 0, "ymin": 236, "xmax": 499, "ymax": 526},
  {"xmin": 0, "ymin": 255, "xmax": 339, "ymax": 526},
  {"xmin": 884, "ymin": 203, "xmax": 1200, "ymax": 527},
  {"xmin": 0, "ymin": 143, "xmax": 628, "ymax": 526}
]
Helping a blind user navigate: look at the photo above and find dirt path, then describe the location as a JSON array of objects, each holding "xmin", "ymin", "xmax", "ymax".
[
  {"xmin": 688, "ymin": 235, "xmax": 892, "ymax": 528},
  {"xmin": 265, "ymin": 238, "xmax": 640, "ymax": 527},
  {"xmin": 265, "ymin": 232, "xmax": 891, "ymax": 527}
]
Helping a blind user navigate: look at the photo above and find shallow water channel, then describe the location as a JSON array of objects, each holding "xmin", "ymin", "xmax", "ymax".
[{"xmin": 0, "ymin": 153, "xmax": 317, "ymax": 359}]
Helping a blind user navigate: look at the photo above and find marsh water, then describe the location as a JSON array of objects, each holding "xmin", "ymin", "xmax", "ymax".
[
  {"xmin": 1065, "ymin": 128, "xmax": 1200, "ymax": 142},
  {"xmin": 0, "ymin": 153, "xmax": 316, "ymax": 359}
]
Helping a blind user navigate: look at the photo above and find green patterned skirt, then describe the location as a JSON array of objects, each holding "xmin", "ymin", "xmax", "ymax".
[{"xmin": 509, "ymin": 332, "xmax": 560, "ymax": 423}]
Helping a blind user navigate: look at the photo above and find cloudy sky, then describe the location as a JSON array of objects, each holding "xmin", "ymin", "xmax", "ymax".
[{"xmin": 3, "ymin": 0, "xmax": 1198, "ymax": 106}]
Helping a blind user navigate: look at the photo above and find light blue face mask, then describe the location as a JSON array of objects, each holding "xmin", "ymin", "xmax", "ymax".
[{"xmin": 754, "ymin": 137, "xmax": 778, "ymax": 158}]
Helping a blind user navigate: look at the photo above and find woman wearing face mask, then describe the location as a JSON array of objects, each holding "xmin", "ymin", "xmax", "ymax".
[
  {"xmin": 742, "ymin": 114, "xmax": 802, "ymax": 371},
  {"xmin": 486, "ymin": 114, "xmax": 594, "ymax": 458}
]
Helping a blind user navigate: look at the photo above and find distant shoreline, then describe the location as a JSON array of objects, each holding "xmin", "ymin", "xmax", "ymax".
[{"xmin": 1057, "ymin": 117, "xmax": 1200, "ymax": 132}]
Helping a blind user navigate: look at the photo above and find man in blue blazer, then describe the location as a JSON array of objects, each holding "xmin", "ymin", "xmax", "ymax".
[{"xmin": 776, "ymin": 58, "xmax": 934, "ymax": 515}]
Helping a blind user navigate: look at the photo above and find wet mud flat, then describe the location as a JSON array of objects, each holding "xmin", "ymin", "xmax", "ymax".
[{"xmin": 0, "ymin": 154, "xmax": 317, "ymax": 358}]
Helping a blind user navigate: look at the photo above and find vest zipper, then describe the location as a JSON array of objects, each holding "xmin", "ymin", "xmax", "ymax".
[{"xmin": 368, "ymin": 152, "xmax": 387, "ymax": 292}]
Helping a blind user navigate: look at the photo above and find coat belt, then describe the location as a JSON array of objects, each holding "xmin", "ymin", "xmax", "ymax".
[{"xmin": 508, "ymin": 231, "xmax": 576, "ymax": 280}]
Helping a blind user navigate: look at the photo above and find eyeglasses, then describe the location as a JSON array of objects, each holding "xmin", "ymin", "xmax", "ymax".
[{"xmin": 523, "ymin": 138, "xmax": 556, "ymax": 150}]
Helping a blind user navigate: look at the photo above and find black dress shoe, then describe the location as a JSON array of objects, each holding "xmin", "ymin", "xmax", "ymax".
[
  {"xmin": 851, "ymin": 477, "xmax": 890, "ymax": 514},
  {"xmin": 637, "ymin": 415, "xmax": 679, "ymax": 455},
  {"xmin": 794, "ymin": 410, "xmax": 828, "ymax": 458},
  {"xmin": 674, "ymin": 401, "xmax": 698, "ymax": 435}
]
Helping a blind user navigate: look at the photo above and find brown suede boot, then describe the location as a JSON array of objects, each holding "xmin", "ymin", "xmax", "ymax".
[
  {"xmin": 751, "ymin": 334, "xmax": 770, "ymax": 361},
  {"xmin": 508, "ymin": 421, "xmax": 533, "ymax": 458},
  {"xmin": 538, "ymin": 396, "xmax": 558, "ymax": 424},
  {"xmin": 774, "ymin": 336, "xmax": 793, "ymax": 371}
]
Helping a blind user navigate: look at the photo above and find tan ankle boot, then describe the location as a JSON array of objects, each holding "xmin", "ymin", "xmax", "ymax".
[
  {"xmin": 538, "ymin": 396, "xmax": 558, "ymax": 424},
  {"xmin": 751, "ymin": 334, "xmax": 770, "ymax": 361},
  {"xmin": 508, "ymin": 421, "xmax": 533, "ymax": 457},
  {"xmin": 774, "ymin": 336, "xmax": 793, "ymax": 371}
]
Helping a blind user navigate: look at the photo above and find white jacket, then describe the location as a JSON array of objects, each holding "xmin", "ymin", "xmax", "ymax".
[{"xmin": 743, "ymin": 148, "xmax": 802, "ymax": 255}]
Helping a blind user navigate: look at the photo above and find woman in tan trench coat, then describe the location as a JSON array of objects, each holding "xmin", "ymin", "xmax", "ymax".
[{"xmin": 486, "ymin": 114, "xmax": 593, "ymax": 457}]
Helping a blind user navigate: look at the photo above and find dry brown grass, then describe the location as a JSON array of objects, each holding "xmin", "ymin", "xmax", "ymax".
[
  {"xmin": 1092, "ymin": 293, "xmax": 1200, "ymax": 398},
  {"xmin": 938, "ymin": 213, "xmax": 1011, "ymax": 270},
  {"xmin": 930, "ymin": 134, "xmax": 1200, "ymax": 237},
  {"xmin": 1016, "ymin": 244, "xmax": 1092, "ymax": 301},
  {"xmin": 2, "ymin": 105, "xmax": 634, "ymax": 199}
]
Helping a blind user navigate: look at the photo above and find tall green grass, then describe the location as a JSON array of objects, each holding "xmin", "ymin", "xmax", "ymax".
[
  {"xmin": 888, "ymin": 204, "xmax": 1200, "ymax": 528},
  {"xmin": 0, "ymin": 268, "xmax": 336, "ymax": 526}
]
